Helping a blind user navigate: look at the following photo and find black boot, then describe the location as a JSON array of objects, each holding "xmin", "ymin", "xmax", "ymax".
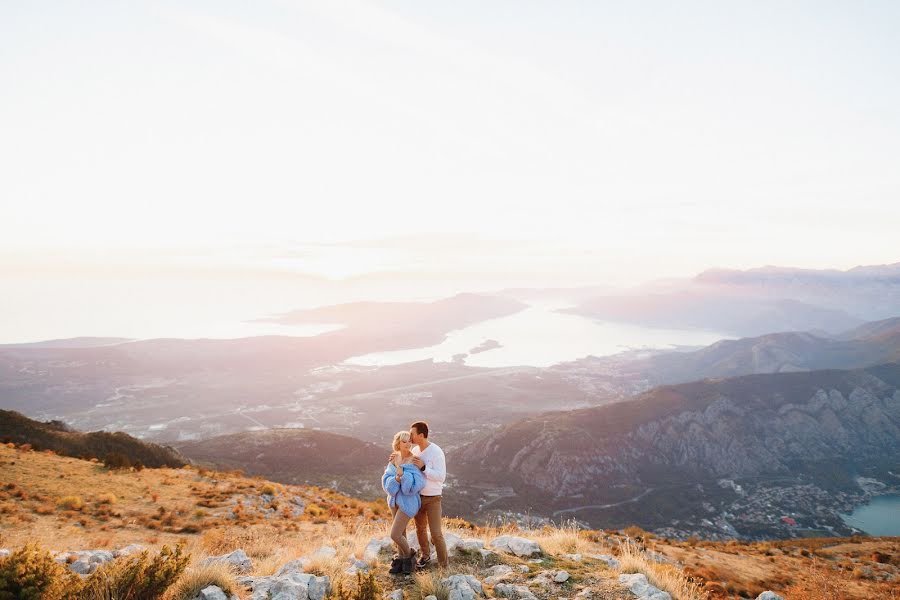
[
  {"xmin": 389, "ymin": 554, "xmax": 403, "ymax": 575},
  {"xmin": 402, "ymin": 550, "xmax": 417, "ymax": 575}
]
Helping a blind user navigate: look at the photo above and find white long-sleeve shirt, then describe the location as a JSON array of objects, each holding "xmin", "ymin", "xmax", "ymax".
[{"xmin": 411, "ymin": 441, "xmax": 446, "ymax": 496}]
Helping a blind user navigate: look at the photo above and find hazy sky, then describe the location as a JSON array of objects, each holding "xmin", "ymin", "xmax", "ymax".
[{"xmin": 2, "ymin": 1, "xmax": 899, "ymax": 285}]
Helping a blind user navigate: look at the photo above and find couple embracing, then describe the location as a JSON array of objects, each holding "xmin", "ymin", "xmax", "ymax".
[{"xmin": 381, "ymin": 421, "xmax": 448, "ymax": 575}]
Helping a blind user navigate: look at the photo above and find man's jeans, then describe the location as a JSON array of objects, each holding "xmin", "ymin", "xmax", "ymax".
[{"xmin": 414, "ymin": 495, "xmax": 448, "ymax": 567}]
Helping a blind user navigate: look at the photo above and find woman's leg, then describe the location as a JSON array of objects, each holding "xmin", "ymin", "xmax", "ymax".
[{"xmin": 390, "ymin": 507, "xmax": 412, "ymax": 557}]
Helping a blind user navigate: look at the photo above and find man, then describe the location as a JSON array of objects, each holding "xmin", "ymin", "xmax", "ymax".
[{"xmin": 408, "ymin": 420, "xmax": 448, "ymax": 569}]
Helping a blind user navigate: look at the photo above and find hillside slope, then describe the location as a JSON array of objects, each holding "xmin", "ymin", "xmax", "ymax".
[
  {"xmin": 453, "ymin": 363, "xmax": 900, "ymax": 538},
  {"xmin": 0, "ymin": 409, "xmax": 185, "ymax": 468}
]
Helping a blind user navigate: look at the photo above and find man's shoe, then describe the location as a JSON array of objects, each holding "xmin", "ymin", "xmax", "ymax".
[
  {"xmin": 388, "ymin": 554, "xmax": 403, "ymax": 575},
  {"xmin": 402, "ymin": 550, "xmax": 417, "ymax": 575},
  {"xmin": 414, "ymin": 553, "xmax": 431, "ymax": 570}
]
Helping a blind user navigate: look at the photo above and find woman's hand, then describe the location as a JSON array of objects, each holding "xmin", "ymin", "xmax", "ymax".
[{"xmin": 395, "ymin": 464, "xmax": 403, "ymax": 482}]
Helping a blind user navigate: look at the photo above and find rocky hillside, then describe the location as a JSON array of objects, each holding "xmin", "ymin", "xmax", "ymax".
[
  {"xmin": 452, "ymin": 363, "xmax": 900, "ymax": 536},
  {"xmin": 176, "ymin": 428, "xmax": 386, "ymax": 498},
  {"xmin": 0, "ymin": 409, "xmax": 185, "ymax": 468},
  {"xmin": 2, "ymin": 442, "xmax": 896, "ymax": 599}
]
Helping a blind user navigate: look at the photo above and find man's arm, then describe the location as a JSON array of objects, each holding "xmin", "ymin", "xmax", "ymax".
[{"xmin": 423, "ymin": 448, "xmax": 446, "ymax": 484}]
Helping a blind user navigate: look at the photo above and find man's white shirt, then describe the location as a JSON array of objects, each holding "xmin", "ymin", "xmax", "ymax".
[{"xmin": 411, "ymin": 441, "xmax": 446, "ymax": 496}]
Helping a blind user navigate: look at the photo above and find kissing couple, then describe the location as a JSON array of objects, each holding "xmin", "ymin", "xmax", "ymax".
[{"xmin": 381, "ymin": 420, "xmax": 448, "ymax": 575}]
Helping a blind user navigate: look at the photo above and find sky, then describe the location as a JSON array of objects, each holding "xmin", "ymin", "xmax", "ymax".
[{"xmin": 2, "ymin": 0, "xmax": 899, "ymax": 290}]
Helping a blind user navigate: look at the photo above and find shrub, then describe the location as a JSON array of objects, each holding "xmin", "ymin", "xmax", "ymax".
[
  {"xmin": 75, "ymin": 543, "xmax": 189, "ymax": 600},
  {"xmin": 95, "ymin": 493, "xmax": 117, "ymax": 505},
  {"xmin": 57, "ymin": 495, "xmax": 84, "ymax": 511},
  {"xmin": 0, "ymin": 543, "xmax": 78, "ymax": 600},
  {"xmin": 334, "ymin": 572, "xmax": 381, "ymax": 600},
  {"xmin": 166, "ymin": 562, "xmax": 237, "ymax": 600},
  {"xmin": 260, "ymin": 484, "xmax": 277, "ymax": 496}
]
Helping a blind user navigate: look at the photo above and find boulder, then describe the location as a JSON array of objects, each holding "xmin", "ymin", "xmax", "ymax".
[
  {"xmin": 493, "ymin": 584, "xmax": 536, "ymax": 600},
  {"xmin": 275, "ymin": 558, "xmax": 310, "ymax": 577},
  {"xmin": 456, "ymin": 539, "xmax": 486, "ymax": 554},
  {"xmin": 562, "ymin": 553, "xmax": 582, "ymax": 562},
  {"xmin": 756, "ymin": 594, "xmax": 784, "ymax": 600},
  {"xmin": 69, "ymin": 560, "xmax": 96, "ymax": 575},
  {"xmin": 0, "ymin": 549, "xmax": 9, "ymax": 559},
  {"xmin": 387, "ymin": 590, "xmax": 403, "ymax": 600},
  {"xmin": 196, "ymin": 585, "xmax": 229, "ymax": 600},
  {"xmin": 442, "ymin": 574, "xmax": 484, "ymax": 600},
  {"xmin": 617, "ymin": 573, "xmax": 671, "ymax": 600},
  {"xmin": 484, "ymin": 565, "xmax": 514, "ymax": 585},
  {"xmin": 554, "ymin": 571, "xmax": 570, "ymax": 583},
  {"xmin": 489, "ymin": 536, "xmax": 542, "ymax": 557},
  {"xmin": 202, "ymin": 549, "xmax": 253, "ymax": 574},
  {"xmin": 243, "ymin": 572, "xmax": 331, "ymax": 600}
]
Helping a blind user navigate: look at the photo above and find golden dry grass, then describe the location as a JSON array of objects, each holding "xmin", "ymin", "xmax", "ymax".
[
  {"xmin": 617, "ymin": 539, "xmax": 705, "ymax": 600},
  {"xmin": 2, "ymin": 442, "xmax": 898, "ymax": 600},
  {"xmin": 163, "ymin": 561, "xmax": 239, "ymax": 600}
]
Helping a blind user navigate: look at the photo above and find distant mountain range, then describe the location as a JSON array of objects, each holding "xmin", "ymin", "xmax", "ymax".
[
  {"xmin": 628, "ymin": 317, "xmax": 900, "ymax": 386},
  {"xmin": 559, "ymin": 262, "xmax": 900, "ymax": 337},
  {"xmin": 452, "ymin": 362, "xmax": 900, "ymax": 537},
  {"xmin": 0, "ymin": 409, "xmax": 185, "ymax": 468}
]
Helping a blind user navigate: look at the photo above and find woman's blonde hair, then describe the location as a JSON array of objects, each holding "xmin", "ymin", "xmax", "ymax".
[{"xmin": 392, "ymin": 430, "xmax": 411, "ymax": 451}]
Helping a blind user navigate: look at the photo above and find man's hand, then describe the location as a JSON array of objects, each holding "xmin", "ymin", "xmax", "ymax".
[
  {"xmin": 412, "ymin": 457, "xmax": 425, "ymax": 469},
  {"xmin": 388, "ymin": 451, "xmax": 399, "ymax": 462}
]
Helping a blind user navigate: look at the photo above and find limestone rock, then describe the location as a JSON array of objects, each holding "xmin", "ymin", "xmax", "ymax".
[
  {"xmin": 617, "ymin": 573, "xmax": 671, "ymax": 600},
  {"xmin": 387, "ymin": 590, "xmax": 404, "ymax": 600},
  {"xmin": 484, "ymin": 565, "xmax": 513, "ymax": 585},
  {"xmin": 554, "ymin": 571, "xmax": 570, "ymax": 583},
  {"xmin": 196, "ymin": 585, "xmax": 229, "ymax": 600},
  {"xmin": 756, "ymin": 593, "xmax": 784, "ymax": 600},
  {"xmin": 489, "ymin": 536, "xmax": 542, "ymax": 557},
  {"xmin": 493, "ymin": 584, "xmax": 536, "ymax": 600},
  {"xmin": 242, "ymin": 572, "xmax": 331, "ymax": 600},
  {"xmin": 202, "ymin": 549, "xmax": 253, "ymax": 574},
  {"xmin": 275, "ymin": 558, "xmax": 310, "ymax": 577},
  {"xmin": 314, "ymin": 546, "xmax": 337, "ymax": 559},
  {"xmin": 442, "ymin": 574, "xmax": 484, "ymax": 600}
]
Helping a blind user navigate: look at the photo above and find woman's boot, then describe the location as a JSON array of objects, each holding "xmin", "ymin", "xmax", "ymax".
[
  {"xmin": 402, "ymin": 549, "xmax": 417, "ymax": 575},
  {"xmin": 388, "ymin": 553, "xmax": 403, "ymax": 575}
]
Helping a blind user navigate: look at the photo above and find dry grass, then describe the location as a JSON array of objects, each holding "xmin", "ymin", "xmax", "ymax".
[
  {"xmin": 164, "ymin": 561, "xmax": 238, "ymax": 600},
  {"xmin": 409, "ymin": 571, "xmax": 450, "ymax": 600},
  {"xmin": 617, "ymin": 540, "xmax": 705, "ymax": 600},
  {"xmin": 528, "ymin": 519, "xmax": 596, "ymax": 556}
]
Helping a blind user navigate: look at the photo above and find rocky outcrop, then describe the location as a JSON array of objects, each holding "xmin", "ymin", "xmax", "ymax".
[
  {"xmin": 618, "ymin": 573, "xmax": 671, "ymax": 600},
  {"xmin": 488, "ymin": 536, "xmax": 542, "ymax": 557},
  {"xmin": 454, "ymin": 364, "xmax": 900, "ymax": 497},
  {"xmin": 201, "ymin": 549, "xmax": 253, "ymax": 573}
]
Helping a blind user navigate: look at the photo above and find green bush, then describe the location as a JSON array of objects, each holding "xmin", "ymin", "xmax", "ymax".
[
  {"xmin": 76, "ymin": 543, "xmax": 190, "ymax": 600},
  {"xmin": 0, "ymin": 543, "xmax": 78, "ymax": 600}
]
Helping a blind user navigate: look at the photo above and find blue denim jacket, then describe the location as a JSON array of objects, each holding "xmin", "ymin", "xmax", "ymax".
[{"xmin": 381, "ymin": 461, "xmax": 427, "ymax": 518}]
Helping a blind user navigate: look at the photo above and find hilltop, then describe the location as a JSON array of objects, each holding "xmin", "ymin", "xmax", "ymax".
[
  {"xmin": 1, "ymin": 441, "xmax": 898, "ymax": 599},
  {"xmin": 0, "ymin": 409, "xmax": 185, "ymax": 468}
]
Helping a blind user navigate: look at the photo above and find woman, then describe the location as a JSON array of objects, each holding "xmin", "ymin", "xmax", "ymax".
[{"xmin": 381, "ymin": 430, "xmax": 427, "ymax": 575}]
